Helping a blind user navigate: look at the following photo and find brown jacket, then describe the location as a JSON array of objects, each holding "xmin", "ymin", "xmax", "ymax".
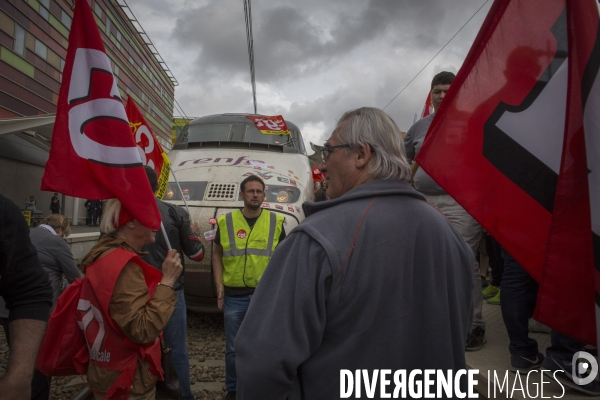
[{"xmin": 81, "ymin": 234, "xmax": 177, "ymax": 396}]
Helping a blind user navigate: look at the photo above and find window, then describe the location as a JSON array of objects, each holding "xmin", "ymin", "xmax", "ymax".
[
  {"xmin": 129, "ymin": 55, "xmax": 134, "ymax": 65},
  {"xmin": 39, "ymin": 0, "xmax": 50, "ymax": 8},
  {"xmin": 111, "ymin": 62, "xmax": 119, "ymax": 84},
  {"xmin": 94, "ymin": 2, "xmax": 103, "ymax": 18},
  {"xmin": 187, "ymin": 124, "xmax": 233, "ymax": 142},
  {"xmin": 116, "ymin": 30, "xmax": 122, "ymax": 49},
  {"xmin": 142, "ymin": 63, "xmax": 147, "ymax": 74},
  {"xmin": 61, "ymin": 11, "xmax": 72, "ymax": 29},
  {"xmin": 105, "ymin": 18, "xmax": 111, "ymax": 35},
  {"xmin": 39, "ymin": 7, "xmax": 49, "ymax": 20},
  {"xmin": 60, "ymin": 58, "xmax": 65, "ymax": 72},
  {"xmin": 141, "ymin": 92, "xmax": 146, "ymax": 104},
  {"xmin": 13, "ymin": 24, "xmax": 25, "ymax": 56},
  {"xmin": 34, "ymin": 39, "xmax": 47, "ymax": 59}
]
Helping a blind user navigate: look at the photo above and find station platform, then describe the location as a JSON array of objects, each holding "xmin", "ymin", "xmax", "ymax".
[
  {"xmin": 63, "ymin": 224, "xmax": 101, "ymax": 265},
  {"xmin": 69, "ymin": 224, "xmax": 102, "ymax": 235}
]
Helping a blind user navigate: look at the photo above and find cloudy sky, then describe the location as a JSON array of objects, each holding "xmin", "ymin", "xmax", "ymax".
[{"xmin": 125, "ymin": 0, "xmax": 493, "ymax": 151}]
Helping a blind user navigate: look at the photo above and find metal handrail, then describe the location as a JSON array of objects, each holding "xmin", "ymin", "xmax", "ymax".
[{"xmin": 114, "ymin": 0, "xmax": 179, "ymax": 86}]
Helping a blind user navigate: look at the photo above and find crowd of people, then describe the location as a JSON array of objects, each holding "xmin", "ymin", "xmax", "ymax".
[{"xmin": 0, "ymin": 71, "xmax": 597, "ymax": 399}]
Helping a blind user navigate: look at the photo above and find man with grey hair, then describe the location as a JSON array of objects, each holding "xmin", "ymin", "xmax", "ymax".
[{"xmin": 235, "ymin": 107, "xmax": 474, "ymax": 399}]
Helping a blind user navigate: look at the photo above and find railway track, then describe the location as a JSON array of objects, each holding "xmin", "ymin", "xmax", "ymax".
[{"xmin": 0, "ymin": 312, "xmax": 227, "ymax": 400}]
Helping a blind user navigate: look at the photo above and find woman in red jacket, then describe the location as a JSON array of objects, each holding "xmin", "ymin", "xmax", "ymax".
[{"xmin": 80, "ymin": 198, "xmax": 182, "ymax": 399}]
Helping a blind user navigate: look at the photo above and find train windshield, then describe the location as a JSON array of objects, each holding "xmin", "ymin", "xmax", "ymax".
[
  {"xmin": 187, "ymin": 124, "xmax": 233, "ymax": 142},
  {"xmin": 178, "ymin": 115, "xmax": 307, "ymax": 155}
]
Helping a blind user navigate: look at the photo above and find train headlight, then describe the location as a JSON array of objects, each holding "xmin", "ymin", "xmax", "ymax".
[
  {"xmin": 165, "ymin": 187, "xmax": 175, "ymax": 199},
  {"xmin": 276, "ymin": 190, "xmax": 290, "ymax": 203}
]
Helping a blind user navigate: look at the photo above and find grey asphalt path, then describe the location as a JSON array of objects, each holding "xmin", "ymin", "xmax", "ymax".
[{"xmin": 466, "ymin": 302, "xmax": 592, "ymax": 399}]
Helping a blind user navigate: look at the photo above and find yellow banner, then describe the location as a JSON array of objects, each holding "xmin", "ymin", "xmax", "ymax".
[
  {"xmin": 259, "ymin": 130, "xmax": 291, "ymax": 135},
  {"xmin": 156, "ymin": 152, "xmax": 171, "ymax": 200},
  {"xmin": 21, "ymin": 210, "xmax": 32, "ymax": 226}
]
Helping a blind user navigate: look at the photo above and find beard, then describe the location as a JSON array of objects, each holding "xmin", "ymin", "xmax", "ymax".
[{"xmin": 245, "ymin": 202, "xmax": 261, "ymax": 211}]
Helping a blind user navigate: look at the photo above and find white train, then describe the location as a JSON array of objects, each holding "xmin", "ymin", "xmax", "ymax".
[{"xmin": 164, "ymin": 114, "xmax": 314, "ymax": 311}]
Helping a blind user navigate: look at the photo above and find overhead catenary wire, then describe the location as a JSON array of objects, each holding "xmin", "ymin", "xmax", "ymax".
[
  {"xmin": 243, "ymin": 0, "xmax": 257, "ymax": 114},
  {"xmin": 382, "ymin": 0, "xmax": 490, "ymax": 111}
]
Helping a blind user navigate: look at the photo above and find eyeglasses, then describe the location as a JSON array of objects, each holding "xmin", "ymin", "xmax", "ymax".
[
  {"xmin": 244, "ymin": 189, "xmax": 264, "ymax": 195},
  {"xmin": 320, "ymin": 144, "xmax": 350, "ymax": 161}
]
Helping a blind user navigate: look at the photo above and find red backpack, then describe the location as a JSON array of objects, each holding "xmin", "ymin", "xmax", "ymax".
[{"xmin": 36, "ymin": 278, "xmax": 88, "ymax": 376}]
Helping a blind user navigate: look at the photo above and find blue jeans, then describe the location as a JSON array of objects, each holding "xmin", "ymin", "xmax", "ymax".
[
  {"xmin": 547, "ymin": 329, "xmax": 583, "ymax": 361},
  {"xmin": 500, "ymin": 248, "xmax": 539, "ymax": 357},
  {"xmin": 500, "ymin": 249, "xmax": 583, "ymax": 359},
  {"xmin": 163, "ymin": 290, "xmax": 193, "ymax": 400},
  {"xmin": 224, "ymin": 294, "xmax": 252, "ymax": 392}
]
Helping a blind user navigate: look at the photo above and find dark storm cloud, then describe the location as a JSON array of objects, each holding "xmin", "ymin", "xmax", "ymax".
[
  {"xmin": 125, "ymin": 0, "xmax": 491, "ymax": 146},
  {"xmin": 170, "ymin": 0, "xmax": 473, "ymax": 82}
]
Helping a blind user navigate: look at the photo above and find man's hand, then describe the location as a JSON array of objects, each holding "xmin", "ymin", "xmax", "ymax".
[
  {"xmin": 212, "ymin": 243, "xmax": 225, "ymax": 310},
  {"xmin": 0, "ymin": 373, "xmax": 33, "ymax": 400},
  {"xmin": 191, "ymin": 221, "xmax": 200, "ymax": 236},
  {"xmin": 0, "ymin": 319, "xmax": 47, "ymax": 400},
  {"xmin": 216, "ymin": 283, "xmax": 224, "ymax": 310},
  {"xmin": 160, "ymin": 250, "xmax": 182, "ymax": 288}
]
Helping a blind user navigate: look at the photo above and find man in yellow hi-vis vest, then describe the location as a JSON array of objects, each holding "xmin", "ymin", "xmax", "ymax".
[{"xmin": 212, "ymin": 175, "xmax": 285, "ymax": 400}]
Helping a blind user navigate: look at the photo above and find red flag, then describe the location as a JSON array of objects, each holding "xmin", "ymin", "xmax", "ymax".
[
  {"xmin": 245, "ymin": 115, "xmax": 290, "ymax": 135},
  {"xmin": 536, "ymin": 0, "xmax": 599, "ymax": 346},
  {"xmin": 41, "ymin": 0, "xmax": 160, "ymax": 230},
  {"xmin": 312, "ymin": 164, "xmax": 325, "ymax": 182},
  {"xmin": 420, "ymin": 92, "xmax": 434, "ymax": 119},
  {"xmin": 417, "ymin": 0, "xmax": 597, "ymax": 344},
  {"xmin": 126, "ymin": 97, "xmax": 172, "ymax": 200}
]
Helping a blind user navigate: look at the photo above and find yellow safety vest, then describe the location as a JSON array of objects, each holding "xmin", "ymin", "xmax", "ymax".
[{"xmin": 218, "ymin": 209, "xmax": 284, "ymax": 288}]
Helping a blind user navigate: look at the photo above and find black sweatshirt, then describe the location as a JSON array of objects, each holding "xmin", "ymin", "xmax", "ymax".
[{"xmin": 0, "ymin": 194, "xmax": 52, "ymax": 322}]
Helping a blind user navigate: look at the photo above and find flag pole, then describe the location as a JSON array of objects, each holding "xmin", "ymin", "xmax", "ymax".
[
  {"xmin": 160, "ymin": 221, "xmax": 172, "ymax": 250},
  {"xmin": 169, "ymin": 168, "xmax": 192, "ymax": 219}
]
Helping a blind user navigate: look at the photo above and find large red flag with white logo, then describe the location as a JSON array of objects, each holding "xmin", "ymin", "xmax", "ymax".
[
  {"xmin": 417, "ymin": 0, "xmax": 598, "ymax": 344},
  {"xmin": 126, "ymin": 97, "xmax": 171, "ymax": 200},
  {"xmin": 41, "ymin": 0, "xmax": 160, "ymax": 230}
]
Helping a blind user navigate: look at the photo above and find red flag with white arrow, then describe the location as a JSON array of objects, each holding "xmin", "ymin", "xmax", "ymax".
[{"xmin": 417, "ymin": 0, "xmax": 599, "ymax": 344}]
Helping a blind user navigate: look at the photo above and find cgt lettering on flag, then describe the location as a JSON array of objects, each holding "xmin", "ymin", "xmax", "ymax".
[
  {"xmin": 126, "ymin": 97, "xmax": 172, "ymax": 200},
  {"xmin": 68, "ymin": 49, "xmax": 140, "ymax": 166},
  {"xmin": 246, "ymin": 115, "xmax": 291, "ymax": 135}
]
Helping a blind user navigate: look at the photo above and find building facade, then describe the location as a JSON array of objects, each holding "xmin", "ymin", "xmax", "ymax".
[{"xmin": 0, "ymin": 0, "xmax": 176, "ymax": 221}]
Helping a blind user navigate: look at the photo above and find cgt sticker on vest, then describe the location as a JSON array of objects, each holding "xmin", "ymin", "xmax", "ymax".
[{"xmin": 237, "ymin": 229, "xmax": 247, "ymax": 239}]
